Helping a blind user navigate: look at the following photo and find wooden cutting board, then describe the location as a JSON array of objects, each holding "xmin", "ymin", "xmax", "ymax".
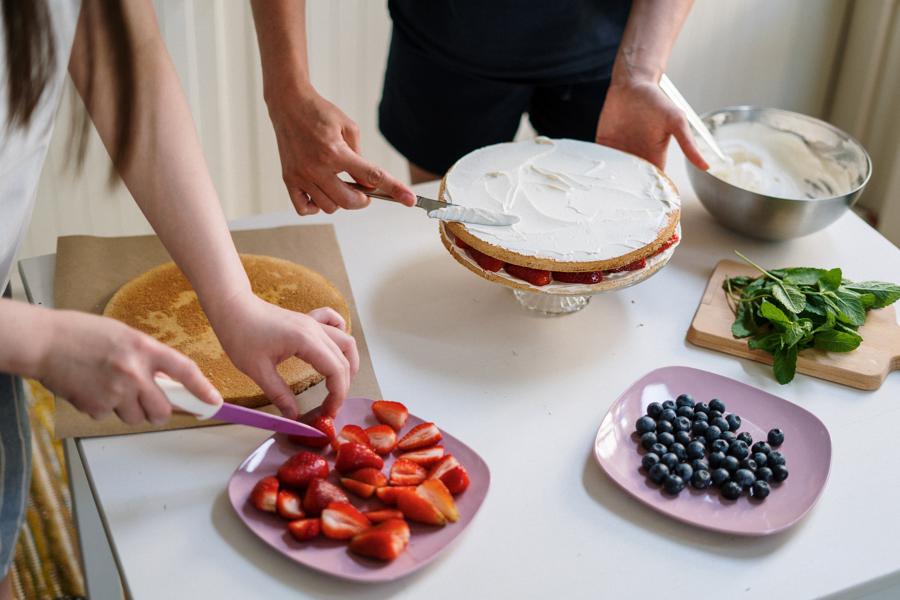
[{"xmin": 687, "ymin": 260, "xmax": 900, "ymax": 390}]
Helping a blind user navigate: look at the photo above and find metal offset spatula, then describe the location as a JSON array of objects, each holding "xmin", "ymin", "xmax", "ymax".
[
  {"xmin": 345, "ymin": 182, "xmax": 519, "ymax": 227},
  {"xmin": 155, "ymin": 376, "xmax": 327, "ymax": 439}
]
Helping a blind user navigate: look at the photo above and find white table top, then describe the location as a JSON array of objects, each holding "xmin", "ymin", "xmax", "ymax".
[{"xmin": 20, "ymin": 147, "xmax": 900, "ymax": 599}]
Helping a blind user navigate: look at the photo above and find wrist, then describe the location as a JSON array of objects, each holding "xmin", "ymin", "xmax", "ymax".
[
  {"xmin": 0, "ymin": 302, "xmax": 57, "ymax": 380},
  {"xmin": 201, "ymin": 286, "xmax": 256, "ymax": 331},
  {"xmin": 263, "ymin": 73, "xmax": 315, "ymax": 112},
  {"xmin": 610, "ymin": 47, "xmax": 664, "ymax": 87}
]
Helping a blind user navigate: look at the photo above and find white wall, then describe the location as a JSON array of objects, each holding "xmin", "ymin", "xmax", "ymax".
[{"xmin": 20, "ymin": 0, "xmax": 854, "ymax": 262}]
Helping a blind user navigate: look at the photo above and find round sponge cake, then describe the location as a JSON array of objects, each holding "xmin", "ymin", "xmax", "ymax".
[{"xmin": 103, "ymin": 254, "xmax": 350, "ymax": 407}]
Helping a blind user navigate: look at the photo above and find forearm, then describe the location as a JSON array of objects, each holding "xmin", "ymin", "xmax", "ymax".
[
  {"xmin": 0, "ymin": 300, "xmax": 52, "ymax": 378},
  {"xmin": 251, "ymin": 0, "xmax": 311, "ymax": 103},
  {"xmin": 612, "ymin": 0, "xmax": 693, "ymax": 84}
]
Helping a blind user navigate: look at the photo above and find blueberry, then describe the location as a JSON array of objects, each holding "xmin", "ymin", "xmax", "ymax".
[
  {"xmin": 646, "ymin": 402, "xmax": 663, "ymax": 419},
  {"xmin": 659, "ymin": 409, "xmax": 677, "ymax": 423},
  {"xmin": 639, "ymin": 432, "xmax": 657, "ymax": 450},
  {"xmin": 734, "ymin": 468, "xmax": 755, "ymax": 489},
  {"xmin": 728, "ymin": 440, "xmax": 749, "ymax": 460},
  {"xmin": 772, "ymin": 464, "xmax": 789, "ymax": 483},
  {"xmin": 768, "ymin": 428, "xmax": 785, "ymax": 447},
  {"xmin": 752, "ymin": 480, "xmax": 770, "ymax": 499},
  {"xmin": 726, "ymin": 414, "xmax": 742, "ymax": 432},
  {"xmin": 650, "ymin": 442, "xmax": 668, "ymax": 457},
  {"xmin": 719, "ymin": 431, "xmax": 737, "ymax": 444},
  {"xmin": 708, "ymin": 451, "xmax": 726, "ymax": 468},
  {"xmin": 691, "ymin": 420, "xmax": 709, "ymax": 436},
  {"xmin": 677, "ymin": 406, "xmax": 695, "ymax": 419},
  {"xmin": 753, "ymin": 452, "xmax": 768, "ymax": 467},
  {"xmin": 768, "ymin": 451, "xmax": 786, "ymax": 467},
  {"xmin": 669, "ymin": 443, "xmax": 687, "ymax": 461},
  {"xmin": 721, "ymin": 480, "xmax": 743, "ymax": 500},
  {"xmin": 722, "ymin": 456, "xmax": 740, "ymax": 472},
  {"xmin": 755, "ymin": 467, "xmax": 773, "ymax": 482},
  {"xmin": 673, "ymin": 416, "xmax": 692, "ymax": 433},
  {"xmin": 752, "ymin": 441, "xmax": 772, "ymax": 455},
  {"xmin": 694, "ymin": 402, "xmax": 710, "ymax": 414},
  {"xmin": 687, "ymin": 441, "xmax": 706, "ymax": 460},
  {"xmin": 663, "ymin": 474, "xmax": 686, "ymax": 495},
  {"xmin": 674, "ymin": 463, "xmax": 693, "ymax": 482},
  {"xmin": 711, "ymin": 439, "xmax": 730, "ymax": 454},
  {"xmin": 704, "ymin": 425, "xmax": 722, "ymax": 442},
  {"xmin": 675, "ymin": 431, "xmax": 692, "ymax": 446},
  {"xmin": 691, "ymin": 470, "xmax": 712, "ymax": 489},
  {"xmin": 711, "ymin": 468, "xmax": 730, "ymax": 487},
  {"xmin": 641, "ymin": 453, "xmax": 660, "ymax": 470},
  {"xmin": 740, "ymin": 458, "xmax": 758, "ymax": 471},
  {"xmin": 657, "ymin": 432, "xmax": 675, "ymax": 448},
  {"xmin": 676, "ymin": 394, "xmax": 695, "ymax": 408},
  {"xmin": 709, "ymin": 399, "xmax": 726, "ymax": 413},
  {"xmin": 712, "ymin": 417, "xmax": 730, "ymax": 432},
  {"xmin": 656, "ymin": 420, "xmax": 674, "ymax": 435},
  {"xmin": 693, "ymin": 411, "xmax": 709, "ymax": 422},
  {"xmin": 708, "ymin": 410, "xmax": 723, "ymax": 421},
  {"xmin": 691, "ymin": 459, "xmax": 710, "ymax": 472},
  {"xmin": 660, "ymin": 452, "xmax": 679, "ymax": 470},
  {"xmin": 737, "ymin": 432, "xmax": 753, "ymax": 445},
  {"xmin": 648, "ymin": 463, "xmax": 670, "ymax": 484},
  {"xmin": 635, "ymin": 416, "xmax": 656, "ymax": 434},
  {"xmin": 661, "ymin": 400, "xmax": 676, "ymax": 411}
]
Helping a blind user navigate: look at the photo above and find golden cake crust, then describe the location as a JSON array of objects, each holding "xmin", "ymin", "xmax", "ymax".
[{"xmin": 103, "ymin": 254, "xmax": 350, "ymax": 408}]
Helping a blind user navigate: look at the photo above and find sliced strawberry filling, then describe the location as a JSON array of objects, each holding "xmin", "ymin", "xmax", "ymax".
[{"xmin": 552, "ymin": 271, "xmax": 603, "ymax": 284}]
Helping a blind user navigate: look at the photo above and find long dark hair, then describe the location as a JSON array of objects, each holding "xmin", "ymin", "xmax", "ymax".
[{"xmin": 2, "ymin": 0, "xmax": 135, "ymax": 173}]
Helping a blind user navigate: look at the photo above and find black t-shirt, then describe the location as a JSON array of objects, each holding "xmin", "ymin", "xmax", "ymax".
[{"xmin": 387, "ymin": 0, "xmax": 632, "ymax": 83}]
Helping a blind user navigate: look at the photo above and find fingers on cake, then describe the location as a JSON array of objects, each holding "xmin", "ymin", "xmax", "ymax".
[{"xmin": 439, "ymin": 137, "xmax": 682, "ymax": 293}]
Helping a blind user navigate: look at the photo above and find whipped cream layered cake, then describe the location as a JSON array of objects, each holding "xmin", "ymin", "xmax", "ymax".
[{"xmin": 438, "ymin": 137, "xmax": 682, "ymax": 292}]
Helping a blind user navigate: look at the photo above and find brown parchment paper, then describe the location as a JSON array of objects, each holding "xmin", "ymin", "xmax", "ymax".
[{"xmin": 52, "ymin": 225, "xmax": 381, "ymax": 438}]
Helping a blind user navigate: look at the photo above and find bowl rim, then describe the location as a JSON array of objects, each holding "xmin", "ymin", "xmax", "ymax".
[{"xmin": 693, "ymin": 105, "xmax": 873, "ymax": 203}]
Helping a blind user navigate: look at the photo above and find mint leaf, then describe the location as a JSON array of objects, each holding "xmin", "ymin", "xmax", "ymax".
[
  {"xmin": 773, "ymin": 282, "xmax": 806, "ymax": 314},
  {"xmin": 813, "ymin": 329, "xmax": 862, "ymax": 352},
  {"xmin": 731, "ymin": 301, "xmax": 754, "ymax": 338},
  {"xmin": 759, "ymin": 300, "xmax": 791, "ymax": 327},
  {"xmin": 773, "ymin": 345, "xmax": 799, "ymax": 384},
  {"xmin": 830, "ymin": 289, "xmax": 866, "ymax": 326},
  {"xmin": 749, "ymin": 332, "xmax": 784, "ymax": 353},
  {"xmin": 819, "ymin": 268, "xmax": 842, "ymax": 291},
  {"xmin": 843, "ymin": 281, "xmax": 900, "ymax": 309},
  {"xmin": 774, "ymin": 267, "xmax": 826, "ymax": 286}
]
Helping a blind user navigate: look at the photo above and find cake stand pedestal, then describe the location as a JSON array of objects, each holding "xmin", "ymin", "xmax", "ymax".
[{"xmin": 511, "ymin": 290, "xmax": 591, "ymax": 315}]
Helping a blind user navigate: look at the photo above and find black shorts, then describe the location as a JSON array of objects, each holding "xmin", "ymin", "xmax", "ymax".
[{"xmin": 378, "ymin": 32, "xmax": 611, "ymax": 176}]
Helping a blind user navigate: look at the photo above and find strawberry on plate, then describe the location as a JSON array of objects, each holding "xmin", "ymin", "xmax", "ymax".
[
  {"xmin": 428, "ymin": 455, "xmax": 471, "ymax": 495},
  {"xmin": 287, "ymin": 518, "xmax": 320, "ymax": 542},
  {"xmin": 363, "ymin": 509, "xmax": 404, "ymax": 523},
  {"xmin": 336, "ymin": 424, "xmax": 371, "ymax": 448},
  {"xmin": 390, "ymin": 459, "xmax": 427, "ymax": 486},
  {"xmin": 288, "ymin": 414, "xmax": 335, "ymax": 449},
  {"xmin": 376, "ymin": 486, "xmax": 414, "ymax": 505},
  {"xmin": 277, "ymin": 451, "xmax": 329, "ymax": 489},
  {"xmin": 340, "ymin": 478, "xmax": 376, "ymax": 499},
  {"xmin": 417, "ymin": 480, "xmax": 459, "ymax": 523},
  {"xmin": 344, "ymin": 467, "xmax": 387, "ymax": 488},
  {"xmin": 396, "ymin": 489, "xmax": 446, "ymax": 526},
  {"xmin": 249, "ymin": 476, "xmax": 279, "ymax": 513},
  {"xmin": 335, "ymin": 442, "xmax": 384, "ymax": 474},
  {"xmin": 371, "ymin": 401, "xmax": 409, "ymax": 431},
  {"xmin": 398, "ymin": 446, "xmax": 444, "ymax": 467},
  {"xmin": 276, "ymin": 489, "xmax": 305, "ymax": 520},
  {"xmin": 349, "ymin": 519, "xmax": 410, "ymax": 561},
  {"xmin": 303, "ymin": 478, "xmax": 349, "ymax": 516},
  {"xmin": 321, "ymin": 502, "xmax": 371, "ymax": 540},
  {"xmin": 365, "ymin": 425, "xmax": 397, "ymax": 455},
  {"xmin": 397, "ymin": 423, "xmax": 442, "ymax": 452}
]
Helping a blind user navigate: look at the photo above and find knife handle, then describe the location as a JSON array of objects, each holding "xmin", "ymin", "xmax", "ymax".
[
  {"xmin": 344, "ymin": 181, "xmax": 400, "ymax": 203},
  {"xmin": 154, "ymin": 376, "xmax": 222, "ymax": 420}
]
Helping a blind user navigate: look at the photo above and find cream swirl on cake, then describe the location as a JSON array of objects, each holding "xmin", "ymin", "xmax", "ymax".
[{"xmin": 441, "ymin": 137, "xmax": 680, "ymax": 264}]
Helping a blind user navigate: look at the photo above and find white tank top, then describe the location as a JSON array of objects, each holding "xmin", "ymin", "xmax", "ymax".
[{"xmin": 0, "ymin": 1, "xmax": 81, "ymax": 292}]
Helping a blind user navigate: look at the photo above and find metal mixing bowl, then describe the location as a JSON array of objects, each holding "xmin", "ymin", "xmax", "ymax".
[{"xmin": 686, "ymin": 106, "xmax": 872, "ymax": 241}]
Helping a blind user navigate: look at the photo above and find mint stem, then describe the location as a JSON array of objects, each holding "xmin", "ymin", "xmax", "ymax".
[{"xmin": 734, "ymin": 250, "xmax": 782, "ymax": 282}]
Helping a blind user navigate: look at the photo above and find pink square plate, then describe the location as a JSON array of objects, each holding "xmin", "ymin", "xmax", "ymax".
[
  {"xmin": 594, "ymin": 366, "xmax": 831, "ymax": 536},
  {"xmin": 228, "ymin": 397, "xmax": 490, "ymax": 582}
]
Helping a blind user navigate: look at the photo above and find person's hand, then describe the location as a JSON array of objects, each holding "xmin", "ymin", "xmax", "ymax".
[
  {"xmin": 266, "ymin": 82, "xmax": 416, "ymax": 216},
  {"xmin": 208, "ymin": 293, "xmax": 359, "ymax": 419},
  {"xmin": 595, "ymin": 77, "xmax": 709, "ymax": 171},
  {"xmin": 35, "ymin": 311, "xmax": 221, "ymax": 425}
]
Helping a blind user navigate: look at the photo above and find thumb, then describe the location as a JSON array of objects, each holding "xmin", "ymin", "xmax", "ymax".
[
  {"xmin": 673, "ymin": 118, "xmax": 710, "ymax": 171},
  {"xmin": 254, "ymin": 363, "xmax": 299, "ymax": 420}
]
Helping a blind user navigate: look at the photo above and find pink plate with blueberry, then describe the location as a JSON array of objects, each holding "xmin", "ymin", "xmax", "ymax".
[
  {"xmin": 228, "ymin": 397, "xmax": 490, "ymax": 581},
  {"xmin": 594, "ymin": 366, "xmax": 831, "ymax": 536}
]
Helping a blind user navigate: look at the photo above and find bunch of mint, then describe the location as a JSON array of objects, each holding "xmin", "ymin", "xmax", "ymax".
[{"xmin": 724, "ymin": 252, "xmax": 900, "ymax": 384}]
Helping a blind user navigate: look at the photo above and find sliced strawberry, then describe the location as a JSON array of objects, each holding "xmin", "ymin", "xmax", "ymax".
[
  {"xmin": 552, "ymin": 270, "xmax": 603, "ymax": 284},
  {"xmin": 277, "ymin": 451, "xmax": 329, "ymax": 489},
  {"xmin": 321, "ymin": 502, "xmax": 371, "ymax": 540},
  {"xmin": 428, "ymin": 455, "xmax": 471, "ymax": 495},
  {"xmin": 397, "ymin": 446, "xmax": 445, "ymax": 467},
  {"xmin": 390, "ymin": 459, "xmax": 427, "ymax": 486},
  {"xmin": 397, "ymin": 489, "xmax": 446, "ymax": 526},
  {"xmin": 375, "ymin": 486, "xmax": 415, "ymax": 505},
  {"xmin": 454, "ymin": 237, "xmax": 469, "ymax": 250},
  {"xmin": 276, "ymin": 489, "xmax": 305, "ymax": 520},
  {"xmin": 336, "ymin": 424, "xmax": 371, "ymax": 448},
  {"xmin": 344, "ymin": 467, "xmax": 388, "ymax": 488},
  {"xmin": 371, "ymin": 401, "xmax": 409, "ymax": 431},
  {"xmin": 340, "ymin": 478, "xmax": 376, "ymax": 499},
  {"xmin": 465, "ymin": 246, "xmax": 504, "ymax": 272},
  {"xmin": 607, "ymin": 258, "xmax": 647, "ymax": 273},
  {"xmin": 504, "ymin": 263, "xmax": 552, "ymax": 286},
  {"xmin": 335, "ymin": 442, "xmax": 384, "ymax": 474},
  {"xmin": 287, "ymin": 518, "xmax": 320, "ymax": 541},
  {"xmin": 363, "ymin": 509, "xmax": 404, "ymax": 523},
  {"xmin": 349, "ymin": 519, "xmax": 410, "ymax": 561},
  {"xmin": 249, "ymin": 476, "xmax": 279, "ymax": 513},
  {"xmin": 417, "ymin": 479, "xmax": 459, "ymax": 522},
  {"xmin": 365, "ymin": 425, "xmax": 397, "ymax": 455},
  {"xmin": 302, "ymin": 478, "xmax": 349, "ymax": 516},
  {"xmin": 288, "ymin": 414, "xmax": 335, "ymax": 449},
  {"xmin": 397, "ymin": 422, "xmax": 442, "ymax": 452},
  {"xmin": 652, "ymin": 232, "xmax": 680, "ymax": 257}
]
